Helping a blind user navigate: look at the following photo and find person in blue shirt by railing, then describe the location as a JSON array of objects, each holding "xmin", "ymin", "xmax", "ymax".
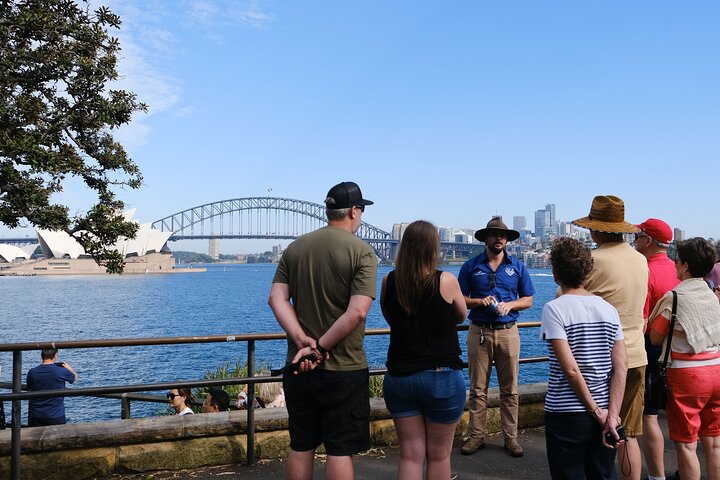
[
  {"xmin": 26, "ymin": 348, "xmax": 78, "ymax": 427},
  {"xmin": 458, "ymin": 216, "xmax": 535, "ymax": 458}
]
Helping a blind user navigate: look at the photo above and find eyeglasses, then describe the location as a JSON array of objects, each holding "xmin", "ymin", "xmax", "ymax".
[
  {"xmin": 166, "ymin": 392, "xmax": 179, "ymax": 400},
  {"xmin": 488, "ymin": 272, "xmax": 496, "ymax": 289},
  {"xmin": 354, "ymin": 205, "xmax": 365, "ymax": 212}
]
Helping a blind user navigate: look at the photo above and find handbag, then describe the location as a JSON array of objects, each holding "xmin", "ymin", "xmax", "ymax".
[{"xmin": 645, "ymin": 290, "xmax": 677, "ymax": 411}]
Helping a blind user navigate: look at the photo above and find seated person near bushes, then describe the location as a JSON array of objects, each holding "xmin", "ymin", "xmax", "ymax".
[{"xmin": 203, "ymin": 387, "xmax": 230, "ymax": 412}]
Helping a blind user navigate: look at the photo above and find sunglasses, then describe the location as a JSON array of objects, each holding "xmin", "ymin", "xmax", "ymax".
[
  {"xmin": 488, "ymin": 272, "xmax": 496, "ymax": 290},
  {"xmin": 634, "ymin": 233, "xmax": 650, "ymax": 241},
  {"xmin": 166, "ymin": 392, "xmax": 180, "ymax": 400},
  {"xmin": 354, "ymin": 205, "xmax": 365, "ymax": 212}
]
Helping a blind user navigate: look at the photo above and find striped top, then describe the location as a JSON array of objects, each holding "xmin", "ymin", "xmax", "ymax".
[{"xmin": 540, "ymin": 294, "xmax": 623, "ymax": 412}]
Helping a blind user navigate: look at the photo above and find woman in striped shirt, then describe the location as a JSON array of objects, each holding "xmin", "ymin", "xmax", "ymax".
[
  {"xmin": 650, "ymin": 237, "xmax": 720, "ymax": 480},
  {"xmin": 541, "ymin": 237, "xmax": 627, "ymax": 480}
]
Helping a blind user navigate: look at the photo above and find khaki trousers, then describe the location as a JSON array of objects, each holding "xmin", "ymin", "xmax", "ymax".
[{"xmin": 466, "ymin": 323, "xmax": 520, "ymax": 440}]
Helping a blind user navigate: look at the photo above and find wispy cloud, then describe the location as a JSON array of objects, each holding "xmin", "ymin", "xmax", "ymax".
[
  {"xmin": 186, "ymin": 0, "xmax": 220, "ymax": 27},
  {"xmin": 229, "ymin": 4, "xmax": 273, "ymax": 29},
  {"xmin": 89, "ymin": 0, "xmax": 274, "ymax": 147},
  {"xmin": 89, "ymin": 0, "xmax": 184, "ymax": 148},
  {"xmin": 183, "ymin": 0, "xmax": 274, "ymax": 39}
]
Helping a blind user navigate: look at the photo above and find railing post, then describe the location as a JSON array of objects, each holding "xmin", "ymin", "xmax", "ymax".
[
  {"xmin": 247, "ymin": 340, "xmax": 255, "ymax": 466},
  {"xmin": 11, "ymin": 351, "xmax": 22, "ymax": 480},
  {"xmin": 121, "ymin": 393, "xmax": 131, "ymax": 419}
]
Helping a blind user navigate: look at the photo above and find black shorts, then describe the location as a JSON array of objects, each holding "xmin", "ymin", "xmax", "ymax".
[
  {"xmin": 644, "ymin": 335, "xmax": 663, "ymax": 416},
  {"xmin": 283, "ymin": 368, "xmax": 370, "ymax": 456}
]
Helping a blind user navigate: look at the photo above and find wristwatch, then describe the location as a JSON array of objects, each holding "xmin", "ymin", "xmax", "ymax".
[{"xmin": 316, "ymin": 339, "xmax": 329, "ymax": 357}]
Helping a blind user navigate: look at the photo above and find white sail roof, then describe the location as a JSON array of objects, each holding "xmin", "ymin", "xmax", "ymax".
[
  {"xmin": 36, "ymin": 229, "xmax": 86, "ymax": 259},
  {"xmin": 33, "ymin": 210, "xmax": 170, "ymax": 259},
  {"xmin": 0, "ymin": 244, "xmax": 30, "ymax": 263}
]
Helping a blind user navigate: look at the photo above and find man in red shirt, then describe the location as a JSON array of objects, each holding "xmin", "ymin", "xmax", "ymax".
[{"xmin": 634, "ymin": 218, "xmax": 680, "ymax": 480}]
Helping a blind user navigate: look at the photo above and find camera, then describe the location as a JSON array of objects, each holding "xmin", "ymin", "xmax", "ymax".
[
  {"xmin": 270, "ymin": 353, "xmax": 318, "ymax": 376},
  {"xmin": 604, "ymin": 425, "xmax": 626, "ymax": 447},
  {"xmin": 55, "ymin": 362, "xmax": 65, "ymax": 367}
]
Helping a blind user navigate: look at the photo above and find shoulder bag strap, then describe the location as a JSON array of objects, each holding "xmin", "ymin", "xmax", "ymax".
[{"xmin": 660, "ymin": 290, "xmax": 677, "ymax": 368}]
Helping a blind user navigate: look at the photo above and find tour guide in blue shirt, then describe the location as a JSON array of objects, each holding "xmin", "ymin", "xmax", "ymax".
[{"xmin": 458, "ymin": 216, "xmax": 535, "ymax": 458}]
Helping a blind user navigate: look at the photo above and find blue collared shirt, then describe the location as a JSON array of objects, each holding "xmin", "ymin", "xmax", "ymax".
[{"xmin": 458, "ymin": 250, "xmax": 535, "ymax": 324}]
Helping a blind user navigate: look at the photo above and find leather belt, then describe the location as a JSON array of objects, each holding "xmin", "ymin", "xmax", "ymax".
[{"xmin": 487, "ymin": 321, "xmax": 516, "ymax": 330}]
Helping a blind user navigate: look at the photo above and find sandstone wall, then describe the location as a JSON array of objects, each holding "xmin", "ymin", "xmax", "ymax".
[{"xmin": 0, "ymin": 384, "xmax": 546, "ymax": 479}]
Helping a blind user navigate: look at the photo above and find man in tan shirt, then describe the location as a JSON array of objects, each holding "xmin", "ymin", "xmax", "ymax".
[{"xmin": 573, "ymin": 195, "xmax": 649, "ymax": 480}]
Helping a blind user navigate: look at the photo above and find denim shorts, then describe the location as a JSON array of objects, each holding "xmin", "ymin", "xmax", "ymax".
[{"xmin": 383, "ymin": 368, "xmax": 466, "ymax": 424}]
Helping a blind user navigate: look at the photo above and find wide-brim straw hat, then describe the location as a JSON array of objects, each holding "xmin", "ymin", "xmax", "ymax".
[
  {"xmin": 572, "ymin": 195, "xmax": 639, "ymax": 234},
  {"xmin": 474, "ymin": 216, "xmax": 520, "ymax": 242}
]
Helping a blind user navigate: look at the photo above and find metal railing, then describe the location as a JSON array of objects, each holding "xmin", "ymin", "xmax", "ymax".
[{"xmin": 0, "ymin": 322, "xmax": 546, "ymax": 480}]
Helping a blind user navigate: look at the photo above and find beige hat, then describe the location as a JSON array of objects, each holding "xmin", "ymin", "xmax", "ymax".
[{"xmin": 572, "ymin": 195, "xmax": 639, "ymax": 234}]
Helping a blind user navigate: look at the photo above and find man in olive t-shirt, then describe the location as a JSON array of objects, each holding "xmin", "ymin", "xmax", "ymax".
[{"xmin": 269, "ymin": 181, "xmax": 377, "ymax": 480}]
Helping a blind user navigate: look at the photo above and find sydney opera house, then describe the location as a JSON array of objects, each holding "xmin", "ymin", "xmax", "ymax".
[{"xmin": 0, "ymin": 210, "xmax": 185, "ymax": 275}]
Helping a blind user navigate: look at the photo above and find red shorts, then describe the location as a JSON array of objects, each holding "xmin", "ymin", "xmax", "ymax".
[{"xmin": 666, "ymin": 364, "xmax": 720, "ymax": 442}]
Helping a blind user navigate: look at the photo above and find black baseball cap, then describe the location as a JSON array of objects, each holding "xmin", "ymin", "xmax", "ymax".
[{"xmin": 324, "ymin": 181, "xmax": 374, "ymax": 210}]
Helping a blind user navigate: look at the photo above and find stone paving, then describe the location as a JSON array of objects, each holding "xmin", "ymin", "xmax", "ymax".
[{"xmin": 107, "ymin": 416, "xmax": 710, "ymax": 480}]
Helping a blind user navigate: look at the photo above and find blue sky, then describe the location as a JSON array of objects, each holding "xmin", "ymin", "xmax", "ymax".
[{"xmin": 4, "ymin": 1, "xmax": 719, "ymax": 253}]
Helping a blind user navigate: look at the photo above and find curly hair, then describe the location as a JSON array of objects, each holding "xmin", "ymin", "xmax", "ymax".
[{"xmin": 550, "ymin": 237, "xmax": 594, "ymax": 288}]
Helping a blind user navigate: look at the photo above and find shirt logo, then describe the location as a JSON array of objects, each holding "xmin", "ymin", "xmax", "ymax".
[{"xmin": 505, "ymin": 267, "xmax": 516, "ymax": 277}]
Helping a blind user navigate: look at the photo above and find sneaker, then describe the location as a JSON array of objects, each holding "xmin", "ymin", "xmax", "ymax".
[
  {"xmin": 504, "ymin": 438, "xmax": 524, "ymax": 457},
  {"xmin": 667, "ymin": 471, "xmax": 681, "ymax": 480},
  {"xmin": 461, "ymin": 436, "xmax": 485, "ymax": 455}
]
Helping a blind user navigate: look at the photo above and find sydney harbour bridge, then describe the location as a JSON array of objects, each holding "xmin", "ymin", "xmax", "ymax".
[{"xmin": 2, "ymin": 197, "xmax": 481, "ymax": 260}]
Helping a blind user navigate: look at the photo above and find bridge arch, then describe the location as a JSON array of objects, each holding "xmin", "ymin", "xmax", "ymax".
[{"xmin": 151, "ymin": 197, "xmax": 393, "ymax": 258}]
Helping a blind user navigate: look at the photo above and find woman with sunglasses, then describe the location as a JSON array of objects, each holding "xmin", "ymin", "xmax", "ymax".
[
  {"xmin": 167, "ymin": 388, "xmax": 194, "ymax": 415},
  {"xmin": 380, "ymin": 220, "xmax": 467, "ymax": 480},
  {"xmin": 650, "ymin": 238, "xmax": 720, "ymax": 480}
]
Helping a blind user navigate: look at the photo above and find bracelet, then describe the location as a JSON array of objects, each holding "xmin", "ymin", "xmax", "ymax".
[{"xmin": 316, "ymin": 339, "xmax": 329, "ymax": 357}]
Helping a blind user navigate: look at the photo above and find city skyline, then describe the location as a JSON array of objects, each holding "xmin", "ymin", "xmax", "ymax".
[{"xmin": 2, "ymin": 1, "xmax": 719, "ymax": 254}]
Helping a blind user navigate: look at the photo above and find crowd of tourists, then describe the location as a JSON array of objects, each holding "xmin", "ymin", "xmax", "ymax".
[
  {"xmin": 22, "ymin": 181, "xmax": 720, "ymax": 480},
  {"xmin": 267, "ymin": 183, "xmax": 720, "ymax": 480}
]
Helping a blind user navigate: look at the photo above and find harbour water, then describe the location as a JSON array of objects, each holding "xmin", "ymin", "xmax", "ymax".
[{"xmin": 0, "ymin": 264, "xmax": 557, "ymax": 423}]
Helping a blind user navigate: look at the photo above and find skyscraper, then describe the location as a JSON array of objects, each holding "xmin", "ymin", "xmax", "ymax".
[
  {"xmin": 392, "ymin": 223, "xmax": 410, "ymax": 240},
  {"xmin": 673, "ymin": 228, "xmax": 685, "ymax": 241},
  {"xmin": 513, "ymin": 216, "xmax": 527, "ymax": 231},
  {"xmin": 438, "ymin": 226, "xmax": 454, "ymax": 242},
  {"xmin": 534, "ymin": 209, "xmax": 549, "ymax": 239},
  {"xmin": 545, "ymin": 203, "xmax": 555, "ymax": 233}
]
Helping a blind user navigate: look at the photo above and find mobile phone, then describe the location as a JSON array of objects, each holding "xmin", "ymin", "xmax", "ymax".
[{"xmin": 604, "ymin": 425, "xmax": 626, "ymax": 447}]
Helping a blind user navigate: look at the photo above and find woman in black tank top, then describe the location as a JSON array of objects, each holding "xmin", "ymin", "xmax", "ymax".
[{"xmin": 380, "ymin": 220, "xmax": 468, "ymax": 480}]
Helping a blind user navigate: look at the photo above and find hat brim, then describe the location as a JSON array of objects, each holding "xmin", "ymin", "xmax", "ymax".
[
  {"xmin": 474, "ymin": 228, "xmax": 520, "ymax": 243},
  {"xmin": 572, "ymin": 217, "xmax": 639, "ymax": 234},
  {"xmin": 326, "ymin": 199, "xmax": 374, "ymax": 209}
]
